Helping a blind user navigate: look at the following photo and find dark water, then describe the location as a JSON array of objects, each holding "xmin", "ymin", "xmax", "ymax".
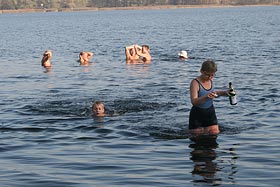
[{"xmin": 0, "ymin": 6, "xmax": 279, "ymax": 187}]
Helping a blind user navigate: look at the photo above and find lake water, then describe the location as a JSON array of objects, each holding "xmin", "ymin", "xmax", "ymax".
[{"xmin": 0, "ymin": 6, "xmax": 279, "ymax": 187}]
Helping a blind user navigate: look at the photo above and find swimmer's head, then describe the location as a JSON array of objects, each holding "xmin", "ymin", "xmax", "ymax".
[
  {"xmin": 178, "ymin": 50, "xmax": 188, "ymax": 59},
  {"xmin": 92, "ymin": 101, "xmax": 105, "ymax": 117},
  {"xmin": 142, "ymin": 45, "xmax": 150, "ymax": 52},
  {"xmin": 44, "ymin": 50, "xmax": 52, "ymax": 57}
]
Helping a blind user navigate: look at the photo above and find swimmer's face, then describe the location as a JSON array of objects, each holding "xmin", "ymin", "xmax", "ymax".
[
  {"xmin": 44, "ymin": 51, "xmax": 52, "ymax": 58},
  {"xmin": 129, "ymin": 49, "xmax": 135, "ymax": 56},
  {"xmin": 142, "ymin": 46, "xmax": 149, "ymax": 53},
  {"xmin": 81, "ymin": 52, "xmax": 87, "ymax": 57},
  {"xmin": 92, "ymin": 104, "xmax": 105, "ymax": 116}
]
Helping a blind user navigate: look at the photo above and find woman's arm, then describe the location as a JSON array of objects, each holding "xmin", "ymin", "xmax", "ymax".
[{"xmin": 216, "ymin": 90, "xmax": 229, "ymax": 96}]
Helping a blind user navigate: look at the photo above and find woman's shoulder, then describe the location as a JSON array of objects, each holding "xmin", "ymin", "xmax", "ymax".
[
  {"xmin": 191, "ymin": 78, "xmax": 200, "ymax": 84},
  {"xmin": 190, "ymin": 78, "xmax": 200, "ymax": 89}
]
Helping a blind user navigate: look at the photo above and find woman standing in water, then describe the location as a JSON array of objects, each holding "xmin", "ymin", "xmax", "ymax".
[{"xmin": 189, "ymin": 60, "xmax": 229, "ymax": 138}]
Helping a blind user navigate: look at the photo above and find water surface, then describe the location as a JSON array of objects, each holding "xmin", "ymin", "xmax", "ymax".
[{"xmin": 0, "ymin": 6, "xmax": 279, "ymax": 187}]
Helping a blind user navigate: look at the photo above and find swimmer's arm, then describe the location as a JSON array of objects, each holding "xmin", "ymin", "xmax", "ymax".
[
  {"xmin": 134, "ymin": 46, "xmax": 144, "ymax": 56},
  {"xmin": 125, "ymin": 47, "xmax": 131, "ymax": 60},
  {"xmin": 125, "ymin": 45, "xmax": 135, "ymax": 49},
  {"xmin": 134, "ymin": 45, "xmax": 142, "ymax": 52},
  {"xmin": 134, "ymin": 45, "xmax": 142, "ymax": 50},
  {"xmin": 110, "ymin": 111, "xmax": 120, "ymax": 117},
  {"xmin": 86, "ymin": 52, "xmax": 93, "ymax": 58},
  {"xmin": 137, "ymin": 51, "xmax": 151, "ymax": 62},
  {"xmin": 125, "ymin": 45, "xmax": 141, "ymax": 51},
  {"xmin": 102, "ymin": 111, "xmax": 120, "ymax": 117}
]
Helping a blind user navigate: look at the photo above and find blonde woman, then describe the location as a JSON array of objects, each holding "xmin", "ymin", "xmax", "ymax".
[{"xmin": 189, "ymin": 60, "xmax": 229, "ymax": 138}]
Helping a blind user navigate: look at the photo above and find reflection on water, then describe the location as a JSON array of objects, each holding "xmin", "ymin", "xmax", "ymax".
[
  {"xmin": 189, "ymin": 137, "xmax": 239, "ymax": 186},
  {"xmin": 43, "ymin": 67, "xmax": 52, "ymax": 73},
  {"xmin": 190, "ymin": 137, "xmax": 220, "ymax": 185}
]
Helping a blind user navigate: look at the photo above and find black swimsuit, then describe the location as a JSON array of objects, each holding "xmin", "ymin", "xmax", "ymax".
[{"xmin": 189, "ymin": 79, "xmax": 217, "ymax": 129}]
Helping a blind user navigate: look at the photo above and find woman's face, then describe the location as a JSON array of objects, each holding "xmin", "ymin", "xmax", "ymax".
[{"xmin": 202, "ymin": 71, "xmax": 216, "ymax": 81}]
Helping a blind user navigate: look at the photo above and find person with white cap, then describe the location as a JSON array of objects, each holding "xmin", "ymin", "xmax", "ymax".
[{"xmin": 178, "ymin": 50, "xmax": 188, "ymax": 59}]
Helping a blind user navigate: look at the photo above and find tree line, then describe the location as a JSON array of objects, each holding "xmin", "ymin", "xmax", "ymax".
[{"xmin": 1, "ymin": 0, "xmax": 279, "ymax": 10}]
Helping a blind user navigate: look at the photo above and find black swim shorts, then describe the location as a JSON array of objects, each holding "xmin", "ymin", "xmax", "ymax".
[{"xmin": 189, "ymin": 105, "xmax": 218, "ymax": 130}]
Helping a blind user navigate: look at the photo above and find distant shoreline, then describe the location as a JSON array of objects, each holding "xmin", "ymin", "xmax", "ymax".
[{"xmin": 0, "ymin": 4, "xmax": 279, "ymax": 14}]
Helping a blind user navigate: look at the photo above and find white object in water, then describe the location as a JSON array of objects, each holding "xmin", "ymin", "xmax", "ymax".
[{"xmin": 178, "ymin": 50, "xmax": 188, "ymax": 58}]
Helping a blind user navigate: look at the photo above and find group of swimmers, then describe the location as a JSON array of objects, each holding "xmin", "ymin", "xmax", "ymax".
[
  {"xmin": 41, "ymin": 50, "xmax": 94, "ymax": 67},
  {"xmin": 125, "ymin": 45, "xmax": 188, "ymax": 64},
  {"xmin": 125, "ymin": 44, "xmax": 152, "ymax": 63},
  {"xmin": 41, "ymin": 44, "xmax": 189, "ymax": 68},
  {"xmin": 41, "ymin": 46, "xmax": 232, "ymax": 140}
]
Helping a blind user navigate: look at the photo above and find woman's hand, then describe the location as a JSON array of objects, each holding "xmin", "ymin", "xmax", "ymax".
[{"xmin": 208, "ymin": 92, "xmax": 218, "ymax": 99}]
